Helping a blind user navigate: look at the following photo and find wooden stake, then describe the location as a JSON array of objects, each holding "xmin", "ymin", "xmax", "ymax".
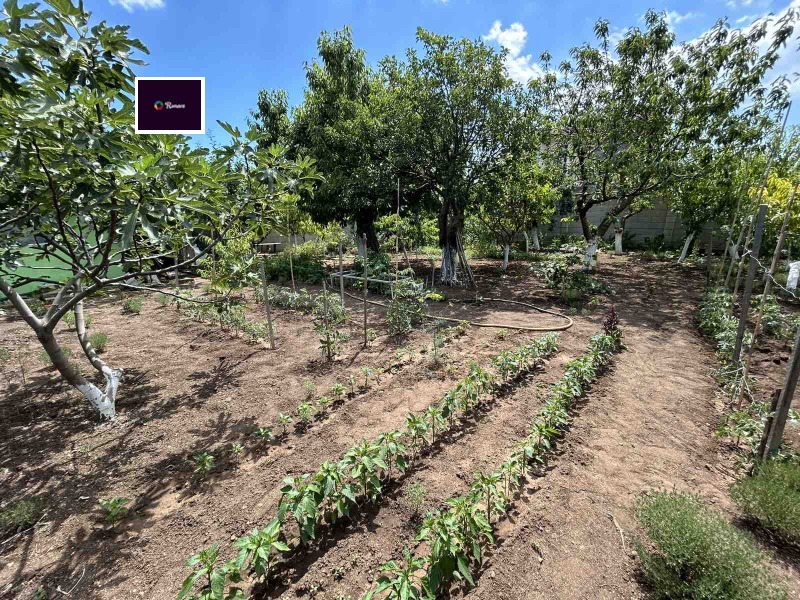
[
  {"xmin": 338, "ymin": 239, "xmax": 345, "ymax": 309},
  {"xmin": 288, "ymin": 237, "xmax": 295, "ymax": 292},
  {"xmin": 363, "ymin": 234, "xmax": 369, "ymax": 347},
  {"xmin": 733, "ymin": 204, "xmax": 767, "ymax": 365},
  {"xmin": 725, "ymin": 215, "xmax": 749, "ymax": 289},
  {"xmin": 174, "ymin": 249, "xmax": 179, "ymax": 289},
  {"xmin": 762, "ymin": 327, "xmax": 800, "ymax": 459},
  {"xmin": 259, "ymin": 258, "xmax": 275, "ymax": 350}
]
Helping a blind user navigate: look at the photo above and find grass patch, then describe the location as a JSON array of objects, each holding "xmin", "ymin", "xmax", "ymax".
[
  {"xmin": 0, "ymin": 497, "xmax": 47, "ymax": 536},
  {"xmin": 635, "ymin": 490, "xmax": 785, "ymax": 600},
  {"xmin": 732, "ymin": 460, "xmax": 800, "ymax": 543},
  {"xmin": 122, "ymin": 296, "xmax": 143, "ymax": 315},
  {"xmin": 89, "ymin": 332, "xmax": 109, "ymax": 353}
]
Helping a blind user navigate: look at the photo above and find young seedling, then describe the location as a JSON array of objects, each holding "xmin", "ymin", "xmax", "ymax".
[
  {"xmin": 360, "ymin": 366, "xmax": 373, "ymax": 389},
  {"xmin": 302, "ymin": 379, "xmax": 316, "ymax": 401},
  {"xmin": 230, "ymin": 442, "xmax": 244, "ymax": 460},
  {"xmin": 277, "ymin": 413, "xmax": 293, "ymax": 436},
  {"xmin": 296, "ymin": 401, "xmax": 315, "ymax": 426},
  {"xmin": 316, "ymin": 396, "xmax": 331, "ymax": 412},
  {"xmin": 254, "ymin": 427, "xmax": 274, "ymax": 444},
  {"xmin": 192, "ymin": 452, "xmax": 215, "ymax": 478},
  {"xmin": 331, "ymin": 383, "xmax": 346, "ymax": 403},
  {"xmin": 348, "ymin": 374, "xmax": 357, "ymax": 396},
  {"xmin": 98, "ymin": 497, "xmax": 130, "ymax": 526},
  {"xmin": 234, "ymin": 517, "xmax": 289, "ymax": 581},
  {"xmin": 177, "ymin": 544, "xmax": 243, "ymax": 600},
  {"xmin": 122, "ymin": 296, "xmax": 143, "ymax": 315}
]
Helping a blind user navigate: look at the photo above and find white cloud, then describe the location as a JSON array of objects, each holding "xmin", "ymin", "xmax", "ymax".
[
  {"xmin": 109, "ymin": 0, "xmax": 165, "ymax": 12},
  {"xmin": 735, "ymin": 13, "xmax": 758, "ymax": 23},
  {"xmin": 483, "ymin": 20, "xmax": 543, "ymax": 83},
  {"xmin": 665, "ymin": 10, "xmax": 700, "ymax": 26},
  {"xmin": 726, "ymin": 0, "xmax": 758, "ymax": 8}
]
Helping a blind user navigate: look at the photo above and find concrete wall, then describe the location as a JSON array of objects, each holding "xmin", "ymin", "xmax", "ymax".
[{"xmin": 546, "ymin": 198, "xmax": 699, "ymax": 248}]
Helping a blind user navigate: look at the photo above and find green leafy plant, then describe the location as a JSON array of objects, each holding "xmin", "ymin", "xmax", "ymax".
[
  {"xmin": 98, "ymin": 497, "xmax": 131, "ymax": 525},
  {"xmin": 361, "ymin": 366, "xmax": 373, "ymax": 388},
  {"xmin": 635, "ymin": 490, "xmax": 785, "ymax": 600},
  {"xmin": 277, "ymin": 413, "xmax": 293, "ymax": 435},
  {"xmin": 278, "ymin": 474, "xmax": 321, "ymax": 544},
  {"xmin": 254, "ymin": 427, "xmax": 274, "ymax": 443},
  {"xmin": 89, "ymin": 332, "xmax": 109, "ymax": 353},
  {"xmin": 731, "ymin": 460, "xmax": 800, "ymax": 542},
  {"xmin": 342, "ymin": 439, "xmax": 386, "ymax": 501},
  {"xmin": 178, "ymin": 545, "xmax": 244, "ymax": 600},
  {"xmin": 331, "ymin": 383, "xmax": 346, "ymax": 403},
  {"xmin": 234, "ymin": 518, "xmax": 289, "ymax": 580},
  {"xmin": 387, "ymin": 281, "xmax": 425, "ymax": 336},
  {"xmin": 316, "ymin": 395, "xmax": 332, "ymax": 412},
  {"xmin": 296, "ymin": 401, "xmax": 315, "ymax": 425},
  {"xmin": 302, "ymin": 379, "xmax": 316, "ymax": 400},
  {"xmin": 230, "ymin": 443, "xmax": 244, "ymax": 459},
  {"xmin": 192, "ymin": 452, "xmax": 215, "ymax": 478},
  {"xmin": 122, "ymin": 296, "xmax": 143, "ymax": 315},
  {"xmin": 364, "ymin": 547, "xmax": 426, "ymax": 600}
]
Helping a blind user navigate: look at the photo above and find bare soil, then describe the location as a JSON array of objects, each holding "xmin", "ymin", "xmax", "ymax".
[{"xmin": 0, "ymin": 255, "xmax": 798, "ymax": 599}]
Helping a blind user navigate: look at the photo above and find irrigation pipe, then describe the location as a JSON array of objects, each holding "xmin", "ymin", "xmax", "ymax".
[{"xmin": 342, "ymin": 290, "xmax": 574, "ymax": 332}]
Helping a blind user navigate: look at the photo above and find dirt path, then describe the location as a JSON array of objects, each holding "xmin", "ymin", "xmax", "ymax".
[{"xmin": 465, "ymin": 258, "xmax": 746, "ymax": 599}]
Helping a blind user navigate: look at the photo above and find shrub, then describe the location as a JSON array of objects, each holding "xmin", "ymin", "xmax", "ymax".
[
  {"xmin": 262, "ymin": 244, "xmax": 324, "ymax": 284},
  {"xmin": 386, "ymin": 281, "xmax": 425, "ymax": 336},
  {"xmin": 732, "ymin": 460, "xmax": 800, "ymax": 542},
  {"xmin": 122, "ymin": 296, "xmax": 143, "ymax": 315},
  {"xmin": 404, "ymin": 482, "xmax": 427, "ymax": 517},
  {"xmin": 635, "ymin": 490, "xmax": 785, "ymax": 600},
  {"xmin": 98, "ymin": 497, "xmax": 130, "ymax": 525},
  {"xmin": 89, "ymin": 332, "xmax": 109, "ymax": 353},
  {"xmin": 0, "ymin": 497, "xmax": 46, "ymax": 535}
]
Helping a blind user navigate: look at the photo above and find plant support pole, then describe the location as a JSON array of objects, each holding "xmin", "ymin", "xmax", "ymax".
[
  {"xmin": 259, "ymin": 258, "xmax": 275, "ymax": 350},
  {"xmin": 732, "ymin": 203, "xmax": 767, "ymax": 365},
  {"xmin": 762, "ymin": 327, "xmax": 800, "ymax": 459},
  {"xmin": 338, "ymin": 239, "xmax": 345, "ymax": 309},
  {"xmin": 362, "ymin": 234, "xmax": 369, "ymax": 347}
]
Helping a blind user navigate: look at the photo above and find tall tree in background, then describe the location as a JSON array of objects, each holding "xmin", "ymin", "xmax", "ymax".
[
  {"xmin": 249, "ymin": 88, "xmax": 291, "ymax": 148},
  {"xmin": 292, "ymin": 27, "xmax": 395, "ymax": 253},
  {"xmin": 540, "ymin": 10, "xmax": 796, "ymax": 268},
  {"xmin": 385, "ymin": 28, "xmax": 526, "ymax": 285}
]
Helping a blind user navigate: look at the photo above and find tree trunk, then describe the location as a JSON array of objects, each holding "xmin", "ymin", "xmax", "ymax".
[
  {"xmin": 438, "ymin": 198, "xmax": 473, "ymax": 286},
  {"xmin": 678, "ymin": 232, "xmax": 695, "ymax": 263},
  {"xmin": 501, "ymin": 244, "xmax": 510, "ymax": 272},
  {"xmin": 531, "ymin": 225, "xmax": 541, "ymax": 251},
  {"xmin": 44, "ymin": 325, "xmax": 117, "ymax": 419},
  {"xmin": 584, "ymin": 237, "xmax": 599, "ymax": 272},
  {"xmin": 614, "ymin": 229, "xmax": 623, "ymax": 255},
  {"xmin": 523, "ymin": 231, "xmax": 529, "ymax": 253}
]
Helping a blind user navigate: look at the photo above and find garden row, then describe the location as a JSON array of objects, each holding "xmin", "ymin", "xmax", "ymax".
[
  {"xmin": 177, "ymin": 333, "xmax": 561, "ymax": 599},
  {"xmin": 363, "ymin": 316, "xmax": 623, "ymax": 598}
]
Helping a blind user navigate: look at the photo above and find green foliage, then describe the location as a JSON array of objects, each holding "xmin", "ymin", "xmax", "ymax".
[
  {"xmin": 387, "ymin": 281, "xmax": 425, "ymax": 336},
  {"xmin": 199, "ymin": 228, "xmax": 259, "ymax": 301},
  {"xmin": 89, "ymin": 332, "xmax": 109, "ymax": 354},
  {"xmin": 635, "ymin": 491, "xmax": 785, "ymax": 600},
  {"xmin": 234, "ymin": 518, "xmax": 289, "ymax": 580},
  {"xmin": 757, "ymin": 296, "xmax": 796, "ymax": 339},
  {"xmin": 255, "ymin": 285, "xmax": 314, "ymax": 311},
  {"xmin": 98, "ymin": 497, "xmax": 130, "ymax": 525},
  {"xmin": 192, "ymin": 452, "xmax": 215, "ymax": 478},
  {"xmin": 262, "ymin": 244, "xmax": 324, "ymax": 284},
  {"xmin": 254, "ymin": 427, "xmax": 274, "ymax": 443},
  {"xmin": 122, "ymin": 297, "xmax": 144, "ymax": 315},
  {"xmin": 277, "ymin": 413, "xmax": 293, "ymax": 435},
  {"xmin": 365, "ymin": 548, "xmax": 427, "ymax": 600},
  {"xmin": 63, "ymin": 312, "xmax": 76, "ymax": 327},
  {"xmin": 179, "ymin": 299, "xmax": 271, "ymax": 342},
  {"xmin": 0, "ymin": 497, "xmax": 46, "ymax": 536},
  {"xmin": 732, "ymin": 460, "xmax": 800, "ymax": 542},
  {"xmin": 296, "ymin": 401, "xmax": 315, "ymax": 425},
  {"xmin": 178, "ymin": 545, "xmax": 244, "ymax": 600}
]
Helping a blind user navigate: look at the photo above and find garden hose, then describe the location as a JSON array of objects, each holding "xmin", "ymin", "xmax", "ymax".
[{"xmin": 341, "ymin": 291, "xmax": 573, "ymax": 332}]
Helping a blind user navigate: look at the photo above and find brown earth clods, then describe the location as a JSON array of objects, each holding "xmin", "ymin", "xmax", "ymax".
[{"xmin": 1, "ymin": 256, "xmax": 799, "ymax": 600}]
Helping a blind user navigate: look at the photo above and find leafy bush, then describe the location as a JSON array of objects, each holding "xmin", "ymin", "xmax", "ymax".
[
  {"xmin": 192, "ymin": 452, "xmax": 215, "ymax": 478},
  {"xmin": 198, "ymin": 227, "xmax": 259, "ymax": 300},
  {"xmin": 0, "ymin": 497, "xmax": 46, "ymax": 535},
  {"xmin": 89, "ymin": 332, "xmax": 109, "ymax": 353},
  {"xmin": 262, "ymin": 243, "xmax": 324, "ymax": 284},
  {"xmin": 387, "ymin": 281, "xmax": 425, "ymax": 336},
  {"xmin": 635, "ymin": 490, "xmax": 785, "ymax": 600},
  {"xmin": 732, "ymin": 460, "xmax": 800, "ymax": 542},
  {"xmin": 122, "ymin": 296, "xmax": 143, "ymax": 315},
  {"xmin": 405, "ymin": 482, "xmax": 427, "ymax": 517},
  {"xmin": 98, "ymin": 497, "xmax": 130, "ymax": 525}
]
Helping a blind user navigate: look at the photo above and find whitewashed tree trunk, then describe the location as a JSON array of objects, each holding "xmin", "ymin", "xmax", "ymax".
[
  {"xmin": 614, "ymin": 230, "xmax": 623, "ymax": 255},
  {"xmin": 523, "ymin": 231, "xmax": 529, "ymax": 253},
  {"xmin": 678, "ymin": 232, "xmax": 695, "ymax": 263},
  {"xmin": 501, "ymin": 244, "xmax": 510, "ymax": 271},
  {"xmin": 441, "ymin": 246, "xmax": 458, "ymax": 284},
  {"xmin": 532, "ymin": 225, "xmax": 541, "ymax": 251},
  {"xmin": 356, "ymin": 235, "xmax": 367, "ymax": 258},
  {"xmin": 583, "ymin": 237, "xmax": 599, "ymax": 271}
]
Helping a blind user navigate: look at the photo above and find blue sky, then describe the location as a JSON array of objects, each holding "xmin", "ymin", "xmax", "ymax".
[{"xmin": 90, "ymin": 0, "xmax": 800, "ymax": 142}]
